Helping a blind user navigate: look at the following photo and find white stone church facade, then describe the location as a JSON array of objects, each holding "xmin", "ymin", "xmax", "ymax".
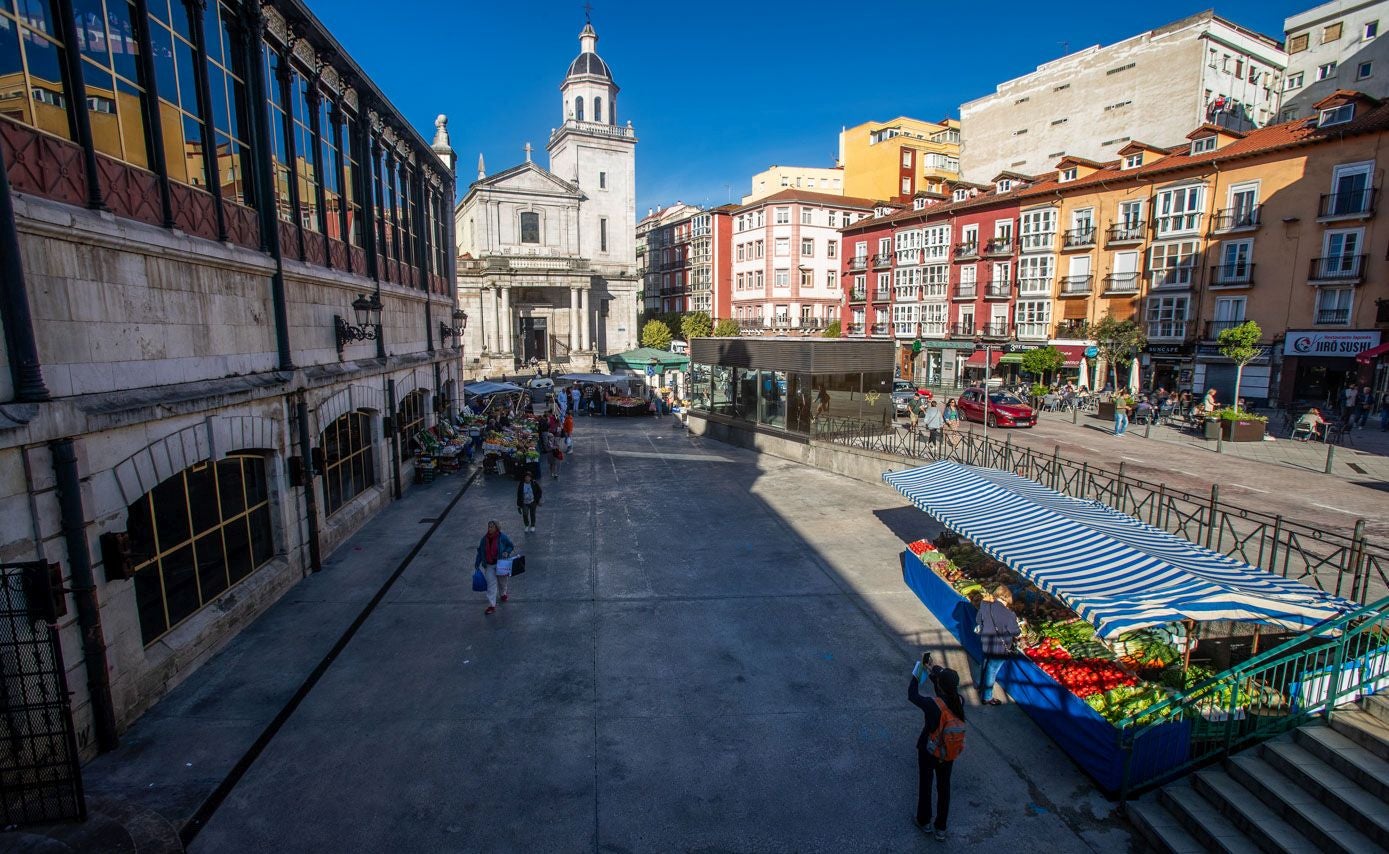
[{"xmin": 456, "ymin": 23, "xmax": 640, "ymax": 375}]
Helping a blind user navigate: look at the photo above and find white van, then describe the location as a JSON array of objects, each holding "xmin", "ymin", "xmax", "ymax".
[{"xmin": 527, "ymin": 376, "xmax": 555, "ymax": 390}]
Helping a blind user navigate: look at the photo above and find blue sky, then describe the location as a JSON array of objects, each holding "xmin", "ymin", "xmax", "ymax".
[{"xmin": 310, "ymin": 0, "xmax": 1310, "ymax": 215}]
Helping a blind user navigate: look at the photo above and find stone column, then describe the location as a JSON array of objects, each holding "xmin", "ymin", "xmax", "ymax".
[
  {"xmin": 569, "ymin": 287, "xmax": 580, "ymax": 353},
  {"xmin": 579, "ymin": 288, "xmax": 591, "ymax": 351},
  {"xmin": 499, "ymin": 286, "xmax": 512, "ymax": 353}
]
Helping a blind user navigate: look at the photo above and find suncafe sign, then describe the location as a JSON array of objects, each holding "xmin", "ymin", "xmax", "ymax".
[{"xmin": 1282, "ymin": 330, "xmax": 1382, "ymax": 356}]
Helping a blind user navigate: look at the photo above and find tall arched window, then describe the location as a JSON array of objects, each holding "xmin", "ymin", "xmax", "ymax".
[
  {"xmin": 320, "ymin": 410, "xmax": 376, "ymax": 515},
  {"xmin": 574, "ymin": 96, "xmax": 584, "ymax": 122},
  {"xmin": 127, "ymin": 453, "xmax": 275, "ymax": 645},
  {"xmin": 593, "ymin": 97, "xmax": 603, "ymax": 123},
  {"xmin": 520, "ymin": 211, "xmax": 540, "ymax": 244},
  {"xmin": 397, "ymin": 389, "xmax": 429, "ymax": 460}
]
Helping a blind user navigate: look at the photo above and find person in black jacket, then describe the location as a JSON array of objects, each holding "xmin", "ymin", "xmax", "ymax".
[
  {"xmin": 908, "ymin": 654, "xmax": 966, "ymax": 841},
  {"xmin": 516, "ymin": 471, "xmax": 542, "ymax": 532}
]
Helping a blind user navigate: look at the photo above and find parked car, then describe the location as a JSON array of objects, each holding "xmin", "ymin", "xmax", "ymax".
[
  {"xmin": 958, "ymin": 388, "xmax": 1037, "ymax": 427},
  {"xmin": 892, "ymin": 380, "xmax": 919, "ymax": 416}
]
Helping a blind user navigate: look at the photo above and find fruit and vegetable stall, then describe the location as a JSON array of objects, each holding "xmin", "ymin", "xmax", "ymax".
[{"xmin": 887, "ymin": 461, "xmax": 1355, "ymax": 795}]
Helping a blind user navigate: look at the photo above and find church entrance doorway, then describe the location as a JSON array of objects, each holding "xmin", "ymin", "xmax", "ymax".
[{"xmin": 518, "ymin": 317, "xmax": 548, "ymax": 365}]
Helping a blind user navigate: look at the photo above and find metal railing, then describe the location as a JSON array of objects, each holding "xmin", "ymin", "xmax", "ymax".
[
  {"xmin": 1211, "ymin": 205, "xmax": 1261, "ymax": 231},
  {"xmin": 1059, "ymin": 274, "xmax": 1093, "ymax": 295},
  {"xmin": 848, "ymin": 257, "xmax": 869, "ymax": 271},
  {"xmin": 872, "ymin": 254, "xmax": 893, "ymax": 268},
  {"xmin": 1318, "ymin": 188, "xmax": 1378, "ymax": 219},
  {"xmin": 1117, "ymin": 595, "xmax": 1389, "ymax": 799},
  {"xmin": 1309, "ymin": 254, "xmax": 1366, "ymax": 283},
  {"xmin": 1054, "ymin": 320, "xmax": 1091, "ymax": 338},
  {"xmin": 1210, "ymin": 263, "xmax": 1255, "ymax": 286},
  {"xmin": 1102, "ymin": 272, "xmax": 1140, "ymax": 293},
  {"xmin": 1063, "ymin": 227, "xmax": 1096, "ymax": 248},
  {"xmin": 812, "ymin": 422, "xmax": 1387, "ymax": 605},
  {"xmin": 1204, "ymin": 319, "xmax": 1246, "ymax": 338},
  {"xmin": 978, "ymin": 322, "xmax": 1010, "ymax": 338},
  {"xmin": 984, "ymin": 238, "xmax": 1014, "ymax": 255},
  {"xmin": 955, "ymin": 282, "xmax": 977, "ymax": 299},
  {"xmin": 1106, "ymin": 221, "xmax": 1146, "ymax": 243},
  {"xmin": 983, "ymin": 280, "xmax": 1012, "ymax": 298},
  {"xmin": 954, "ymin": 242, "xmax": 979, "ymax": 259}
]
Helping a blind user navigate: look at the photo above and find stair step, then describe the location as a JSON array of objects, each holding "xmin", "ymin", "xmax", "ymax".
[
  {"xmin": 1191, "ymin": 768, "xmax": 1319, "ymax": 853},
  {"xmin": 1158, "ymin": 782, "xmax": 1266, "ymax": 854},
  {"xmin": 1328, "ymin": 709, "xmax": 1389, "ymax": 761},
  {"xmin": 1127, "ymin": 798, "xmax": 1207, "ymax": 854},
  {"xmin": 1261, "ymin": 739, "xmax": 1389, "ymax": 846},
  {"xmin": 1364, "ymin": 694, "xmax": 1389, "ymax": 727},
  {"xmin": 1225, "ymin": 753, "xmax": 1382, "ymax": 853},
  {"xmin": 1295, "ymin": 725, "xmax": 1389, "ymax": 802}
]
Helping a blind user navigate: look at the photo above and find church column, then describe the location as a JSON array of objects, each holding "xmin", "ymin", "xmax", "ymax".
[
  {"xmin": 569, "ymin": 287, "xmax": 580, "ymax": 353},
  {"xmin": 579, "ymin": 288, "xmax": 591, "ymax": 351},
  {"xmin": 499, "ymin": 285, "xmax": 513, "ymax": 353}
]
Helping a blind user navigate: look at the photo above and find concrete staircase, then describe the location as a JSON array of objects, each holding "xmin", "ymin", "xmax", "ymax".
[{"xmin": 1128, "ymin": 695, "xmax": 1389, "ymax": 853}]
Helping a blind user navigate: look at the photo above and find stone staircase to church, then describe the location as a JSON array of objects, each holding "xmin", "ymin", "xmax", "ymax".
[{"xmin": 1128, "ymin": 695, "xmax": 1389, "ymax": 853}]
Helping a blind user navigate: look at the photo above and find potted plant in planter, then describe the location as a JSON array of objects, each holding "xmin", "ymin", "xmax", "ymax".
[{"xmin": 1216, "ymin": 406, "xmax": 1268, "ymax": 441}]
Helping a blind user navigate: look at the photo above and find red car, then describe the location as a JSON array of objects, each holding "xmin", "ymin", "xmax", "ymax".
[{"xmin": 958, "ymin": 388, "xmax": 1037, "ymax": 428}]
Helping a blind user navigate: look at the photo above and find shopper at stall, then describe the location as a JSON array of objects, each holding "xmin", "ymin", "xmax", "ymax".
[
  {"xmin": 516, "ymin": 472, "xmax": 542, "ymax": 532},
  {"xmin": 473, "ymin": 520, "xmax": 514, "ymax": 615},
  {"xmin": 543, "ymin": 430, "xmax": 563, "ymax": 479},
  {"xmin": 908, "ymin": 653, "xmax": 965, "ymax": 841},
  {"xmin": 976, "ymin": 585, "xmax": 1021, "ymax": 705}
]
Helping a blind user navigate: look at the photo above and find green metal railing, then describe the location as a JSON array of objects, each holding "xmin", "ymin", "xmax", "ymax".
[
  {"xmin": 811, "ymin": 417, "xmax": 1388, "ymax": 605},
  {"xmin": 1115, "ymin": 595, "xmax": 1389, "ymax": 800}
]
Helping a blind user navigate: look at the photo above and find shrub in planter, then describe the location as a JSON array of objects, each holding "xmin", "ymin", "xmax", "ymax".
[{"xmin": 1215, "ymin": 407, "xmax": 1267, "ymax": 442}]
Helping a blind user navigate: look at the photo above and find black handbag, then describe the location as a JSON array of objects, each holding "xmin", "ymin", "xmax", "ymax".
[{"xmin": 510, "ymin": 555, "xmax": 527, "ymax": 576}]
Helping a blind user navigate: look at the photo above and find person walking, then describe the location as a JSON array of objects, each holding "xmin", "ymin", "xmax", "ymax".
[
  {"xmin": 569, "ymin": 385, "xmax": 581, "ymax": 415},
  {"xmin": 562, "ymin": 411, "xmax": 574, "ymax": 453},
  {"xmin": 1357, "ymin": 385, "xmax": 1374, "ymax": 428},
  {"xmin": 474, "ymin": 520, "xmax": 515, "ymax": 615},
  {"xmin": 976, "ymin": 585, "xmax": 1021, "ymax": 705},
  {"xmin": 1113, "ymin": 393, "xmax": 1130, "ymax": 436},
  {"xmin": 543, "ymin": 430, "xmax": 562, "ymax": 479},
  {"xmin": 921, "ymin": 397, "xmax": 944, "ymax": 449},
  {"xmin": 1342, "ymin": 384, "xmax": 1358, "ymax": 423},
  {"xmin": 516, "ymin": 471, "xmax": 542, "ymax": 532},
  {"xmin": 908, "ymin": 653, "xmax": 966, "ymax": 841},
  {"xmin": 942, "ymin": 398, "xmax": 960, "ymax": 432},
  {"xmin": 907, "ymin": 393, "xmax": 921, "ymax": 432}
]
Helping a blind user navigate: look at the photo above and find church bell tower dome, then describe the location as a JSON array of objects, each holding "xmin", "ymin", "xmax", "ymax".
[{"xmin": 560, "ymin": 22, "xmax": 618, "ymax": 125}]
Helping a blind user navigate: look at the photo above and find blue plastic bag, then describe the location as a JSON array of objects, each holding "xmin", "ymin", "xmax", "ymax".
[{"xmin": 471, "ymin": 568, "xmax": 487, "ymax": 592}]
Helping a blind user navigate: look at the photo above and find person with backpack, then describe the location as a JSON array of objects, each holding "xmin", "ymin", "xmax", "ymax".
[
  {"xmin": 976, "ymin": 585, "xmax": 1022, "ymax": 705},
  {"xmin": 908, "ymin": 653, "xmax": 965, "ymax": 841}
]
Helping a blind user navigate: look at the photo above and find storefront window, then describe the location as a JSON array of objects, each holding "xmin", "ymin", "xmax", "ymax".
[
  {"xmin": 688, "ymin": 363, "xmax": 711, "ymax": 411},
  {"xmin": 710, "ymin": 365, "xmax": 734, "ymax": 415},
  {"xmin": 127, "ymin": 452, "xmax": 274, "ymax": 645},
  {"xmin": 397, "ymin": 389, "xmax": 427, "ymax": 460},
  {"xmin": 321, "ymin": 410, "xmax": 376, "ymax": 515},
  {"xmin": 1, "ymin": 1, "xmax": 76, "ymax": 141},
  {"xmin": 734, "ymin": 367, "xmax": 758, "ymax": 421},
  {"xmin": 759, "ymin": 370, "xmax": 786, "ymax": 428}
]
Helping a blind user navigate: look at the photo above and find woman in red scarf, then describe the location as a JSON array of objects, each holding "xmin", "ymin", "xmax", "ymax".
[{"xmin": 473, "ymin": 520, "xmax": 515, "ymax": 615}]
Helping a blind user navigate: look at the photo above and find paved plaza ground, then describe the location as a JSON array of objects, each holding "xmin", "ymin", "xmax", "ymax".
[{"xmin": 21, "ymin": 415, "xmax": 1137, "ymax": 853}]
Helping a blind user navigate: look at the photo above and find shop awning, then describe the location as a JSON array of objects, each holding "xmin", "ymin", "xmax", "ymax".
[
  {"xmin": 883, "ymin": 461, "xmax": 1352, "ymax": 638},
  {"xmin": 962, "ymin": 350, "xmax": 1003, "ymax": 368},
  {"xmin": 463, "ymin": 381, "xmax": 524, "ymax": 396},
  {"xmin": 1051, "ymin": 344, "xmax": 1089, "ymax": 368},
  {"xmin": 998, "ymin": 353, "xmax": 1025, "ymax": 365},
  {"xmin": 603, "ymin": 348, "xmax": 690, "ymax": 371},
  {"xmin": 1356, "ymin": 341, "xmax": 1389, "ymax": 364},
  {"xmin": 556, "ymin": 373, "xmax": 617, "ymax": 384}
]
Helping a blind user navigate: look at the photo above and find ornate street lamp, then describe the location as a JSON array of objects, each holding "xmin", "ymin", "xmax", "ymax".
[
  {"xmin": 440, "ymin": 308, "xmax": 468, "ymax": 346},
  {"xmin": 335, "ymin": 293, "xmax": 382, "ymax": 355}
]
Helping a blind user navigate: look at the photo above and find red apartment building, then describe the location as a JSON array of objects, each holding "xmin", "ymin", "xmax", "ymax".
[{"xmin": 640, "ymin": 204, "xmax": 737, "ymax": 318}]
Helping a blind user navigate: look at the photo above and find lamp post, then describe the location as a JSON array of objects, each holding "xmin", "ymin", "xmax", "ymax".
[
  {"xmin": 335, "ymin": 293, "xmax": 383, "ymax": 356},
  {"xmin": 439, "ymin": 308, "xmax": 468, "ymax": 348},
  {"xmin": 974, "ymin": 333, "xmax": 994, "ymax": 445}
]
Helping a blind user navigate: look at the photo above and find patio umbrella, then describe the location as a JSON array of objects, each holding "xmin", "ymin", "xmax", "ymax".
[
  {"xmin": 1076, "ymin": 356, "xmax": 1089, "ymax": 389},
  {"xmin": 1128, "ymin": 358, "xmax": 1140, "ymax": 392}
]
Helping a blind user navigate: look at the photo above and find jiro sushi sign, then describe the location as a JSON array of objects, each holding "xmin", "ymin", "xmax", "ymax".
[{"xmin": 1283, "ymin": 329, "xmax": 1381, "ymax": 356}]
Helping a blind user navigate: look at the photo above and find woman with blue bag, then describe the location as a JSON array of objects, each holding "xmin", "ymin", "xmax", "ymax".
[{"xmin": 474, "ymin": 520, "xmax": 514, "ymax": 616}]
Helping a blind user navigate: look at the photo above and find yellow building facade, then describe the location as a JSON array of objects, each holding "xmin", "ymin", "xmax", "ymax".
[{"xmin": 838, "ymin": 117, "xmax": 961, "ymax": 202}]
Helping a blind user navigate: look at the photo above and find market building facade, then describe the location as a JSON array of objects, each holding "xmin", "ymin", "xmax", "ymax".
[{"xmin": 0, "ymin": 0, "xmax": 459, "ymax": 758}]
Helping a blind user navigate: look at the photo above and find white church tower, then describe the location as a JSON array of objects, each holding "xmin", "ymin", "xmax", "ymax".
[{"xmin": 547, "ymin": 22, "xmax": 638, "ymax": 286}]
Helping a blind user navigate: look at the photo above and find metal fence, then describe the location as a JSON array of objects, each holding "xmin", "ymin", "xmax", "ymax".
[{"xmin": 811, "ymin": 417, "xmax": 1388, "ymax": 605}]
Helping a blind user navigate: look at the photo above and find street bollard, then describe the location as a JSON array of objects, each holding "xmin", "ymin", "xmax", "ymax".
[
  {"xmin": 1072, "ymin": 405, "xmax": 1078, "ymax": 424},
  {"xmin": 1144, "ymin": 419, "xmax": 1152, "ymax": 439},
  {"xmin": 1215, "ymin": 430, "xmax": 1224, "ymax": 453},
  {"xmin": 1325, "ymin": 441, "xmax": 1336, "ymax": 474}
]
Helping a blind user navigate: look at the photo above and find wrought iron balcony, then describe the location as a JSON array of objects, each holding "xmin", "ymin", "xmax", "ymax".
[
  {"xmin": 1204, "ymin": 320, "xmax": 1248, "ymax": 338},
  {"xmin": 849, "ymin": 287, "xmax": 867, "ymax": 301},
  {"xmin": 954, "ymin": 282, "xmax": 977, "ymax": 299},
  {"xmin": 1316, "ymin": 309, "xmax": 1351, "ymax": 325},
  {"xmin": 983, "ymin": 280, "xmax": 1012, "ymax": 299},
  {"xmin": 948, "ymin": 322, "xmax": 975, "ymax": 337},
  {"xmin": 1308, "ymin": 254, "xmax": 1366, "ymax": 284},
  {"xmin": 1102, "ymin": 272, "xmax": 1140, "ymax": 293},
  {"xmin": 1053, "ymin": 319, "xmax": 1091, "ymax": 339},
  {"xmin": 871, "ymin": 254, "xmax": 893, "ymax": 268},
  {"xmin": 848, "ymin": 257, "xmax": 869, "ymax": 271},
  {"xmin": 1062, "ymin": 227, "xmax": 1096, "ymax": 249},
  {"xmin": 954, "ymin": 242, "xmax": 979, "ymax": 259},
  {"xmin": 870, "ymin": 323, "xmax": 889, "ymax": 335},
  {"xmin": 1318, "ymin": 188, "xmax": 1378, "ymax": 220},
  {"xmin": 1058, "ymin": 274, "xmax": 1093, "ymax": 296},
  {"xmin": 978, "ymin": 322, "xmax": 1011, "ymax": 339},
  {"xmin": 874, "ymin": 289, "xmax": 890, "ymax": 301},
  {"xmin": 1210, "ymin": 206, "xmax": 1261, "ymax": 232},
  {"xmin": 847, "ymin": 323, "xmax": 865, "ymax": 335},
  {"xmin": 1105, "ymin": 221, "xmax": 1146, "ymax": 244},
  {"xmin": 1209, "ymin": 263, "xmax": 1255, "ymax": 287},
  {"xmin": 984, "ymin": 237, "xmax": 1014, "ymax": 256}
]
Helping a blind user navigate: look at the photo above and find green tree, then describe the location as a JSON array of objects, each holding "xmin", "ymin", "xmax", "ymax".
[
  {"xmin": 1020, "ymin": 346, "xmax": 1065, "ymax": 383},
  {"xmin": 822, "ymin": 320, "xmax": 841, "ymax": 338},
  {"xmin": 680, "ymin": 311, "xmax": 712, "ymax": 340},
  {"xmin": 1092, "ymin": 315, "xmax": 1146, "ymax": 391},
  {"xmin": 712, "ymin": 318, "xmax": 741, "ymax": 337},
  {"xmin": 1217, "ymin": 320, "xmax": 1263, "ymax": 413},
  {"xmin": 641, "ymin": 319, "xmax": 673, "ymax": 350}
]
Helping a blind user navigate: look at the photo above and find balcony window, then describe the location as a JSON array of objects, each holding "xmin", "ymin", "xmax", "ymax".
[
  {"xmin": 1059, "ymin": 274, "xmax": 1092, "ymax": 295},
  {"xmin": 1015, "ymin": 300, "xmax": 1051, "ymax": 340},
  {"xmin": 1316, "ymin": 288, "xmax": 1352, "ymax": 325},
  {"xmin": 1154, "ymin": 186, "xmax": 1204, "ymax": 236},
  {"xmin": 1321, "ymin": 164, "xmax": 1376, "ymax": 218},
  {"xmin": 1019, "ymin": 208, "xmax": 1057, "ymax": 251},
  {"xmin": 1017, "ymin": 256, "xmax": 1053, "ymax": 295},
  {"xmin": 1146, "ymin": 295, "xmax": 1189, "ymax": 339}
]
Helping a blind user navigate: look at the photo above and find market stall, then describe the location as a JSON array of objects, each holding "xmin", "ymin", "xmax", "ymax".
[
  {"xmin": 463, "ymin": 381, "xmax": 526, "ymax": 415},
  {"xmin": 478, "ymin": 412, "xmax": 542, "ymax": 480},
  {"xmin": 884, "ymin": 460, "xmax": 1355, "ymax": 794}
]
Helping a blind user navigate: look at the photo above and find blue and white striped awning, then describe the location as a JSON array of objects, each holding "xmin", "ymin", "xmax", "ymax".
[{"xmin": 884, "ymin": 461, "xmax": 1353, "ymax": 638}]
